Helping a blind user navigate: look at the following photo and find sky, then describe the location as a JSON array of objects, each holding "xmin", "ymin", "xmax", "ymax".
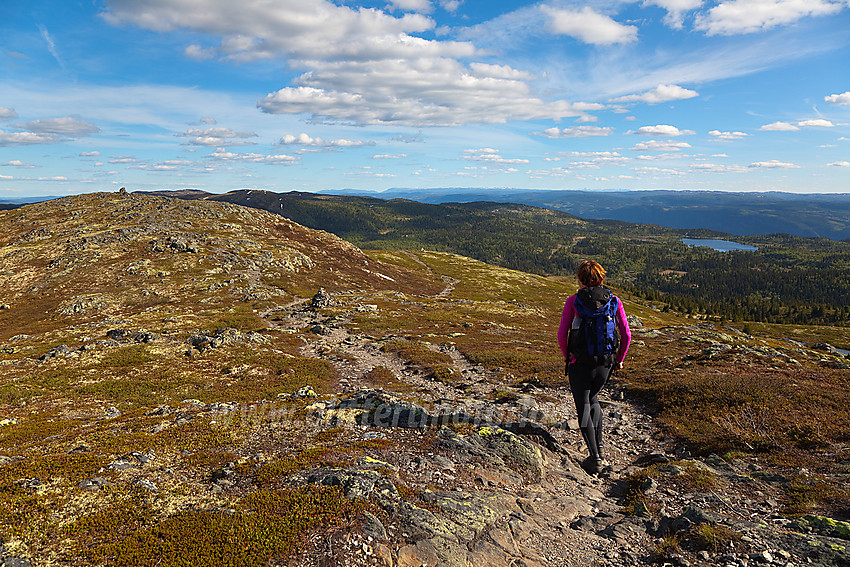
[{"xmin": 0, "ymin": 0, "xmax": 849, "ymax": 198}]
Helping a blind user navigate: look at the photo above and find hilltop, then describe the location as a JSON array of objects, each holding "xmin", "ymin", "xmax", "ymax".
[{"xmin": 0, "ymin": 191, "xmax": 849, "ymax": 566}]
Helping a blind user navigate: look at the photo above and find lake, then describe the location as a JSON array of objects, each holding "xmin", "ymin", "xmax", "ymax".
[{"xmin": 681, "ymin": 238, "xmax": 758, "ymax": 252}]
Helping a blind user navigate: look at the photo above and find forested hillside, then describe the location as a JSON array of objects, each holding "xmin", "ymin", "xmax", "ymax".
[{"xmin": 162, "ymin": 190, "xmax": 850, "ymax": 329}]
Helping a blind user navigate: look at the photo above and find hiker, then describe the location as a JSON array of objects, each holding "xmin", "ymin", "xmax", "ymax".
[{"xmin": 557, "ymin": 260, "xmax": 631, "ymax": 475}]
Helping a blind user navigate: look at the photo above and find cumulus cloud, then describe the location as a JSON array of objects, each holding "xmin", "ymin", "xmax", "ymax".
[
  {"xmin": 13, "ymin": 116, "xmax": 100, "ymax": 137},
  {"xmin": 101, "ymin": 0, "xmax": 599, "ymax": 127},
  {"xmin": 131, "ymin": 160, "xmax": 195, "ymax": 171},
  {"xmin": 611, "ymin": 84, "xmax": 699, "ymax": 104},
  {"xmin": 631, "ymin": 140, "xmax": 692, "ymax": 151},
  {"xmin": 695, "ymin": 0, "xmax": 846, "ymax": 35},
  {"xmin": 759, "ymin": 121, "xmax": 799, "ymax": 131},
  {"xmin": 1, "ymin": 160, "xmax": 36, "ymax": 168},
  {"xmin": 80, "ymin": 151, "xmax": 101, "ymax": 157},
  {"xmin": 181, "ymin": 126, "xmax": 258, "ymax": 146},
  {"xmin": 185, "ymin": 44, "xmax": 217, "ymax": 60},
  {"xmin": 536, "ymin": 126, "xmax": 614, "ymax": 138},
  {"xmin": 643, "ymin": 0, "xmax": 703, "ymax": 28},
  {"xmin": 798, "ymin": 119, "xmax": 835, "ymax": 127},
  {"xmin": 749, "ymin": 160, "xmax": 800, "ymax": 169},
  {"xmin": 828, "ymin": 161, "xmax": 850, "ymax": 167},
  {"xmin": 388, "ymin": 0, "xmax": 433, "ymax": 13},
  {"xmin": 372, "ymin": 154, "xmax": 408, "ymax": 159},
  {"xmin": 463, "ymin": 148, "xmax": 529, "ymax": 164},
  {"xmin": 207, "ymin": 148, "xmax": 300, "ymax": 165},
  {"xmin": 690, "ymin": 162, "xmax": 749, "ymax": 173},
  {"xmin": 278, "ymin": 133, "xmax": 371, "ymax": 147},
  {"xmin": 709, "ymin": 130, "xmax": 748, "ymax": 140},
  {"xmin": 825, "ymin": 92, "xmax": 850, "ymax": 106},
  {"xmin": 634, "ymin": 125, "xmax": 694, "ymax": 136},
  {"xmin": 0, "ymin": 130, "xmax": 60, "ymax": 146},
  {"xmin": 0, "ymin": 108, "xmax": 18, "ymax": 121},
  {"xmin": 542, "ymin": 6, "xmax": 637, "ymax": 45}
]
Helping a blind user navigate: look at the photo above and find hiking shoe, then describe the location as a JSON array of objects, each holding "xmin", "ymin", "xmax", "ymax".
[{"xmin": 581, "ymin": 457, "xmax": 604, "ymax": 475}]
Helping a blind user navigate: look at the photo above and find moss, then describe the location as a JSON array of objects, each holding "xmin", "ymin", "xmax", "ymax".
[
  {"xmin": 690, "ymin": 524, "xmax": 742, "ymax": 552},
  {"xmin": 98, "ymin": 344, "xmax": 156, "ymax": 368},
  {"xmin": 66, "ymin": 486, "xmax": 363, "ymax": 566},
  {"xmin": 314, "ymin": 427, "xmax": 345, "ymax": 443},
  {"xmin": 254, "ymin": 448, "xmax": 331, "ymax": 487}
]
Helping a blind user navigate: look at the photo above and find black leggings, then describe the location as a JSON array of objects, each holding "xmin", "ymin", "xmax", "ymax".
[{"xmin": 568, "ymin": 361, "xmax": 613, "ymax": 459}]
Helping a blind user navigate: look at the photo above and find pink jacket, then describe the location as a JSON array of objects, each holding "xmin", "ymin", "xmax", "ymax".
[{"xmin": 557, "ymin": 293, "xmax": 631, "ymax": 364}]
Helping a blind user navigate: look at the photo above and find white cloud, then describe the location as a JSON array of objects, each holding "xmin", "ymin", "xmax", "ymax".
[
  {"xmin": 759, "ymin": 121, "xmax": 799, "ymax": 131},
  {"xmin": 643, "ymin": 0, "xmax": 703, "ymax": 28},
  {"xmin": 468, "ymin": 62, "xmax": 534, "ymax": 80},
  {"xmin": 826, "ymin": 92, "xmax": 850, "ymax": 106},
  {"xmin": 828, "ymin": 161, "xmax": 850, "ymax": 167},
  {"xmin": 633, "ymin": 166, "xmax": 685, "ymax": 176},
  {"xmin": 181, "ymin": 126, "xmax": 258, "ymax": 146},
  {"xmin": 109, "ymin": 156, "xmax": 139, "ymax": 164},
  {"xmin": 690, "ymin": 162, "xmax": 749, "ymax": 173},
  {"xmin": 278, "ymin": 133, "xmax": 370, "ymax": 147},
  {"xmin": 439, "ymin": 0, "xmax": 461, "ymax": 13},
  {"xmin": 0, "ymin": 130, "xmax": 58, "ymax": 146},
  {"xmin": 372, "ymin": 154, "xmax": 408, "ymax": 159},
  {"xmin": 185, "ymin": 44, "xmax": 217, "ymax": 60},
  {"xmin": 80, "ymin": 151, "xmax": 101, "ymax": 157},
  {"xmin": 709, "ymin": 129, "xmax": 749, "ymax": 140},
  {"xmin": 537, "ymin": 126, "xmax": 614, "ymax": 138},
  {"xmin": 542, "ymin": 6, "xmax": 637, "ymax": 45},
  {"xmin": 634, "ymin": 124, "xmax": 695, "ymax": 136},
  {"xmin": 798, "ymin": 119, "xmax": 835, "ymax": 127},
  {"xmin": 631, "ymin": 140, "xmax": 692, "ymax": 151},
  {"xmin": 463, "ymin": 148, "xmax": 529, "ymax": 164},
  {"xmin": 749, "ymin": 160, "xmax": 800, "ymax": 169},
  {"xmin": 12, "ymin": 116, "xmax": 100, "ymax": 137},
  {"xmin": 388, "ymin": 0, "xmax": 433, "ymax": 13},
  {"xmin": 98, "ymin": 0, "xmax": 602, "ymax": 127},
  {"xmin": 611, "ymin": 84, "xmax": 699, "ymax": 104},
  {"xmin": 207, "ymin": 148, "xmax": 300, "ymax": 165},
  {"xmin": 0, "ymin": 108, "xmax": 18, "ymax": 121},
  {"xmin": 695, "ymin": 0, "xmax": 846, "ymax": 35},
  {"xmin": 1, "ymin": 160, "xmax": 36, "ymax": 168}
]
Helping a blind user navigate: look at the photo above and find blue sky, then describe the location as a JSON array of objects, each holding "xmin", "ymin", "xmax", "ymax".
[{"xmin": 1, "ymin": 0, "xmax": 848, "ymax": 198}]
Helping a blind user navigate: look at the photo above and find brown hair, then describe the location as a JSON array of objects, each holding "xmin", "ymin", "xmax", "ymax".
[{"xmin": 577, "ymin": 260, "xmax": 606, "ymax": 287}]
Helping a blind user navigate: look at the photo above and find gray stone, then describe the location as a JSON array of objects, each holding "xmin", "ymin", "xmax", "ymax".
[{"xmin": 361, "ymin": 510, "xmax": 388, "ymax": 541}]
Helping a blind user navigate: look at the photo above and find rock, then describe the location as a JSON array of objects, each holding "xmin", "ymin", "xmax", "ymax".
[
  {"xmin": 132, "ymin": 478, "xmax": 158, "ymax": 491},
  {"xmin": 145, "ymin": 405, "xmax": 173, "ymax": 416},
  {"xmin": 749, "ymin": 550, "xmax": 774, "ymax": 563},
  {"xmin": 361, "ymin": 510, "xmax": 388, "ymax": 541},
  {"xmin": 794, "ymin": 515, "xmax": 850, "ymax": 540},
  {"xmin": 311, "ymin": 288, "xmax": 334, "ymax": 309},
  {"xmin": 292, "ymin": 385, "xmax": 318, "ymax": 399},
  {"xmin": 627, "ymin": 314, "xmax": 644, "ymax": 328},
  {"xmin": 292, "ymin": 467, "xmax": 400, "ymax": 511},
  {"xmin": 104, "ymin": 407, "xmax": 120, "ymax": 419},
  {"xmin": 77, "ymin": 477, "xmax": 112, "ymax": 492}
]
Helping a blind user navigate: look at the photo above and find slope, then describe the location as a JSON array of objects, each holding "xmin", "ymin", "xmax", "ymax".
[{"xmin": 0, "ymin": 191, "xmax": 849, "ymax": 566}]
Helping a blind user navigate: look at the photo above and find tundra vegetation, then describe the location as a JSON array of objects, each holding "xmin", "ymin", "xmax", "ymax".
[{"xmin": 0, "ymin": 191, "xmax": 847, "ymax": 566}]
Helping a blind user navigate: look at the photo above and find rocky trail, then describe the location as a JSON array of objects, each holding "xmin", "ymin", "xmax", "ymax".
[{"xmin": 256, "ymin": 290, "xmax": 850, "ymax": 567}]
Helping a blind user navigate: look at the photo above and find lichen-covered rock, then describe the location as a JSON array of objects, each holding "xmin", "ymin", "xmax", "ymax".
[{"xmin": 795, "ymin": 515, "xmax": 850, "ymax": 540}]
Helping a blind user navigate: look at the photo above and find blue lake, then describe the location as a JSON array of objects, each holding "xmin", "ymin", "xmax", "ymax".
[{"xmin": 681, "ymin": 238, "xmax": 758, "ymax": 252}]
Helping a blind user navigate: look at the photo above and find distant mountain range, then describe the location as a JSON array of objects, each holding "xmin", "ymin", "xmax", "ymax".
[
  {"xmin": 319, "ymin": 188, "xmax": 850, "ymax": 240},
  {"xmin": 6, "ymin": 189, "xmax": 849, "ymax": 239}
]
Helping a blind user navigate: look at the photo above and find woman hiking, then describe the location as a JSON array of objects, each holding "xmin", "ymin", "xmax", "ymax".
[{"xmin": 557, "ymin": 260, "xmax": 631, "ymax": 475}]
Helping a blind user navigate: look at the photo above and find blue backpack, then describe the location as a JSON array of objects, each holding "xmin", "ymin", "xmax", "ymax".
[{"xmin": 569, "ymin": 286, "xmax": 620, "ymax": 364}]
